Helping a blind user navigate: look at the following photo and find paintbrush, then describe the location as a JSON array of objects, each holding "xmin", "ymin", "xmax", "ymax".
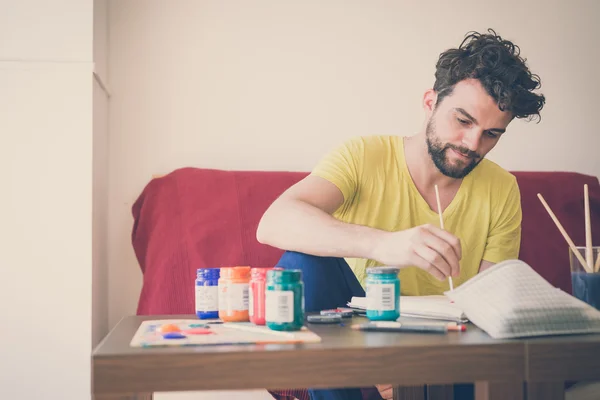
[{"xmin": 435, "ymin": 185, "xmax": 454, "ymax": 291}]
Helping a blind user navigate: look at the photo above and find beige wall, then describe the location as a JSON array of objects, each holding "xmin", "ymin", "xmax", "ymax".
[
  {"xmin": 1, "ymin": 1, "xmax": 94, "ymax": 399},
  {"xmin": 108, "ymin": 0, "xmax": 600, "ymax": 332},
  {"xmin": 93, "ymin": 0, "xmax": 110, "ymax": 348}
]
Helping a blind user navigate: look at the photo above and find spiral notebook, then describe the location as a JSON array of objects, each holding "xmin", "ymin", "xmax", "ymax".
[
  {"xmin": 347, "ymin": 295, "xmax": 468, "ymax": 324},
  {"xmin": 445, "ymin": 259, "xmax": 600, "ymax": 339}
]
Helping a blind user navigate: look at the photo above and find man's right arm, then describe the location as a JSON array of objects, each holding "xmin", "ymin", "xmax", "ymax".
[
  {"xmin": 256, "ymin": 175, "xmax": 386, "ymax": 259},
  {"xmin": 256, "ymin": 175, "xmax": 461, "ymax": 280}
]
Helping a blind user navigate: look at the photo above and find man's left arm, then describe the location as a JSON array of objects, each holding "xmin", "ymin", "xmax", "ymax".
[
  {"xmin": 478, "ymin": 178, "xmax": 522, "ymax": 273},
  {"xmin": 479, "ymin": 260, "xmax": 495, "ymax": 272}
]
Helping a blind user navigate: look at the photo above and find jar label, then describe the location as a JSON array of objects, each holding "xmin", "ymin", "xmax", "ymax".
[
  {"xmin": 218, "ymin": 283, "xmax": 250, "ymax": 311},
  {"xmin": 195, "ymin": 286, "xmax": 218, "ymax": 312},
  {"xmin": 265, "ymin": 290, "xmax": 294, "ymax": 323},
  {"xmin": 366, "ymin": 283, "xmax": 395, "ymax": 311}
]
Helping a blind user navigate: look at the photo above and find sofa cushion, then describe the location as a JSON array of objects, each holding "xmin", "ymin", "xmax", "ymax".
[
  {"xmin": 514, "ymin": 171, "xmax": 600, "ymax": 293},
  {"xmin": 131, "ymin": 167, "xmax": 305, "ymax": 315}
]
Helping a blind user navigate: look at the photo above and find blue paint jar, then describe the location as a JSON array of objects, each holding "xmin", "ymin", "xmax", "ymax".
[
  {"xmin": 195, "ymin": 268, "xmax": 220, "ymax": 319},
  {"xmin": 365, "ymin": 266, "xmax": 400, "ymax": 321},
  {"xmin": 265, "ymin": 269, "xmax": 305, "ymax": 331}
]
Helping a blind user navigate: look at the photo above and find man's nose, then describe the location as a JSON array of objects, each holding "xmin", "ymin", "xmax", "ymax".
[{"xmin": 461, "ymin": 130, "xmax": 481, "ymax": 152}]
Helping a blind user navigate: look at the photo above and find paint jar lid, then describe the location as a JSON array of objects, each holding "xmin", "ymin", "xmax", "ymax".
[
  {"xmin": 197, "ymin": 268, "xmax": 220, "ymax": 280},
  {"xmin": 367, "ymin": 266, "xmax": 400, "ymax": 274},
  {"xmin": 251, "ymin": 267, "xmax": 272, "ymax": 279},
  {"xmin": 267, "ymin": 268, "xmax": 302, "ymax": 284},
  {"xmin": 220, "ymin": 266, "xmax": 251, "ymax": 279}
]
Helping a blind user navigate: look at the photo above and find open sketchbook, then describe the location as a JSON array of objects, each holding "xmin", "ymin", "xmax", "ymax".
[
  {"xmin": 445, "ymin": 259, "xmax": 600, "ymax": 339},
  {"xmin": 348, "ymin": 295, "xmax": 468, "ymax": 324},
  {"xmin": 349, "ymin": 259, "xmax": 600, "ymax": 339}
]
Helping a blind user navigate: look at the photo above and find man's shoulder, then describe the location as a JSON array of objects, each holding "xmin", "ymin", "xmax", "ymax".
[
  {"xmin": 475, "ymin": 158, "xmax": 518, "ymax": 188},
  {"xmin": 341, "ymin": 135, "xmax": 401, "ymax": 156}
]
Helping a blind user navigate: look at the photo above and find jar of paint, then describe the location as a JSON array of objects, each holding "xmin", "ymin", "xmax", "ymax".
[
  {"xmin": 249, "ymin": 267, "xmax": 273, "ymax": 325},
  {"xmin": 218, "ymin": 266, "xmax": 251, "ymax": 322},
  {"xmin": 265, "ymin": 269, "xmax": 304, "ymax": 331},
  {"xmin": 195, "ymin": 268, "xmax": 220, "ymax": 319},
  {"xmin": 365, "ymin": 266, "xmax": 400, "ymax": 321}
]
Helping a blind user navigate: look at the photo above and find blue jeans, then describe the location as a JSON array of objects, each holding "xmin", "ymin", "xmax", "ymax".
[{"xmin": 275, "ymin": 251, "xmax": 474, "ymax": 400}]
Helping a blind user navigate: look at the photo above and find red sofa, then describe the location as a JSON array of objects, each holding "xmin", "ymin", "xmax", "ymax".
[{"xmin": 132, "ymin": 167, "xmax": 600, "ymax": 317}]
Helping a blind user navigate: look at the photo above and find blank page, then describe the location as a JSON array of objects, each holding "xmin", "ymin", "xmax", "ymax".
[{"xmin": 445, "ymin": 259, "xmax": 600, "ymax": 339}]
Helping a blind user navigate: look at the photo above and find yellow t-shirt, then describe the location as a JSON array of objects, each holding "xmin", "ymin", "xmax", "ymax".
[{"xmin": 311, "ymin": 135, "xmax": 522, "ymax": 295}]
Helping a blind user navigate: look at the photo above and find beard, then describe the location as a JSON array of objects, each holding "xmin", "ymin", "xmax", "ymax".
[{"xmin": 425, "ymin": 117, "xmax": 481, "ymax": 179}]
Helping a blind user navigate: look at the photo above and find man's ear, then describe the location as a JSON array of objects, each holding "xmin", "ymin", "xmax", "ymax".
[{"xmin": 423, "ymin": 89, "xmax": 438, "ymax": 116}]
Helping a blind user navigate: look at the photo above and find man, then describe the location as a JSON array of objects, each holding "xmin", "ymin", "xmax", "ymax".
[{"xmin": 257, "ymin": 29, "xmax": 545, "ymax": 400}]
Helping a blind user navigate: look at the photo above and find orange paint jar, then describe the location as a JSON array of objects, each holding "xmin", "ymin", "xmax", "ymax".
[{"xmin": 218, "ymin": 266, "xmax": 251, "ymax": 322}]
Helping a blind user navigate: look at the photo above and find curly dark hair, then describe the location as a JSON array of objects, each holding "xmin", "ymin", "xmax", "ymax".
[{"xmin": 433, "ymin": 29, "xmax": 545, "ymax": 122}]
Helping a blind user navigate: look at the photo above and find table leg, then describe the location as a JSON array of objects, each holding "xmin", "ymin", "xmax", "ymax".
[
  {"xmin": 393, "ymin": 385, "xmax": 426, "ymax": 400},
  {"xmin": 427, "ymin": 384, "xmax": 454, "ymax": 400},
  {"xmin": 526, "ymin": 382, "xmax": 565, "ymax": 400},
  {"xmin": 94, "ymin": 394, "xmax": 153, "ymax": 400},
  {"xmin": 474, "ymin": 381, "xmax": 524, "ymax": 400}
]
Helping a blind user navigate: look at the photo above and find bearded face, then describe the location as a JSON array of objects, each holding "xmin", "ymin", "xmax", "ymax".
[{"xmin": 425, "ymin": 111, "xmax": 482, "ymax": 179}]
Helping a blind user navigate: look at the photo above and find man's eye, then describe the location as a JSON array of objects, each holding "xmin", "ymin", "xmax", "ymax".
[
  {"xmin": 457, "ymin": 118, "xmax": 469, "ymax": 125},
  {"xmin": 486, "ymin": 131, "xmax": 499, "ymax": 138}
]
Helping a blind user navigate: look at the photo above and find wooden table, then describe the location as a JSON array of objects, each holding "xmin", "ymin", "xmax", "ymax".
[
  {"xmin": 523, "ymin": 333, "xmax": 600, "ymax": 400},
  {"xmin": 92, "ymin": 315, "xmax": 600, "ymax": 400}
]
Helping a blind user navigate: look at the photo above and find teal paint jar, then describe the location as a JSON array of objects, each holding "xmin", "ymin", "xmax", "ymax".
[
  {"xmin": 365, "ymin": 266, "xmax": 400, "ymax": 321},
  {"xmin": 265, "ymin": 269, "xmax": 305, "ymax": 331}
]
